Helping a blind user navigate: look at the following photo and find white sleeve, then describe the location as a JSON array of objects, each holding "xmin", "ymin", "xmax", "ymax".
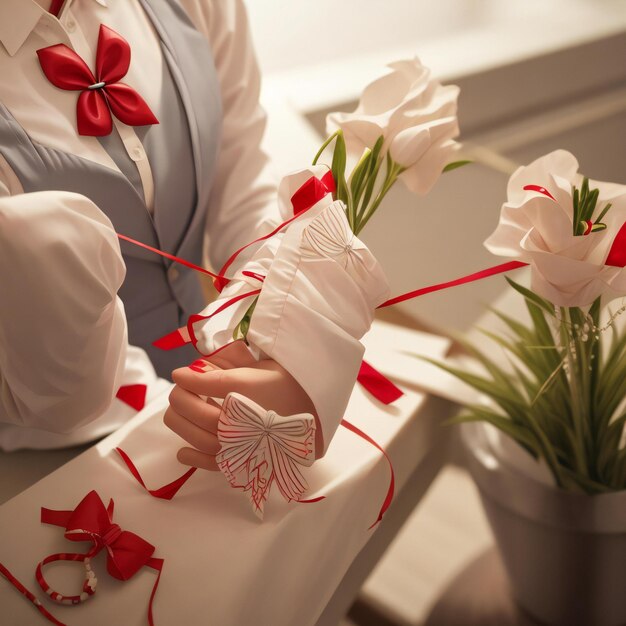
[
  {"xmin": 184, "ymin": 0, "xmax": 389, "ymax": 455},
  {"xmin": 0, "ymin": 180, "xmax": 129, "ymax": 434}
]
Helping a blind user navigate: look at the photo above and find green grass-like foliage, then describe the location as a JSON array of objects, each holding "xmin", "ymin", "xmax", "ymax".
[{"xmin": 428, "ymin": 279, "xmax": 626, "ymax": 493}]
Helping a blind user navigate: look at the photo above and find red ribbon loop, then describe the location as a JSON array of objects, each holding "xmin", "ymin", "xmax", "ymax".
[
  {"xmin": 36, "ymin": 491, "xmax": 162, "ymax": 624},
  {"xmin": 43, "ymin": 491, "xmax": 156, "ymax": 581},
  {"xmin": 116, "ymin": 447, "xmax": 198, "ymax": 500}
]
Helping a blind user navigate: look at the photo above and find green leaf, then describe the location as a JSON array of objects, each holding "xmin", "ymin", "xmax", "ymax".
[
  {"xmin": 448, "ymin": 408, "xmax": 541, "ymax": 456},
  {"xmin": 349, "ymin": 149, "xmax": 371, "ymax": 204},
  {"xmin": 443, "ymin": 160, "xmax": 472, "ymax": 173},
  {"xmin": 505, "ymin": 278, "xmax": 555, "ymax": 317},
  {"xmin": 331, "ymin": 131, "xmax": 349, "ymax": 206}
]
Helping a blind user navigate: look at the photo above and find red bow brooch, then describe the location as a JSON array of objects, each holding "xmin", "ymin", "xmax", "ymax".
[{"xmin": 37, "ymin": 24, "xmax": 158, "ymax": 137}]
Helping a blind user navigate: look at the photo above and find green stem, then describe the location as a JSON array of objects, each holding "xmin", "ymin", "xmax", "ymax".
[
  {"xmin": 312, "ymin": 130, "xmax": 340, "ymax": 166},
  {"xmin": 355, "ymin": 158, "xmax": 405, "ymax": 235},
  {"xmin": 562, "ymin": 308, "xmax": 589, "ymax": 477}
]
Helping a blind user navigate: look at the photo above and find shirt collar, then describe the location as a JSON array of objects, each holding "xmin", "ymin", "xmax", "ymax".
[{"xmin": 0, "ymin": 0, "xmax": 108, "ymax": 57}]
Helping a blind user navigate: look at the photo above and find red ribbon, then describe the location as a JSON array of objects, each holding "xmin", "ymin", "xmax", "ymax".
[
  {"xmin": 0, "ymin": 491, "xmax": 163, "ymax": 626},
  {"xmin": 116, "ymin": 448, "xmax": 197, "ymax": 500},
  {"xmin": 213, "ymin": 171, "xmax": 335, "ymax": 292},
  {"xmin": 377, "ymin": 260, "xmax": 528, "ymax": 309},
  {"xmin": 186, "ymin": 289, "xmax": 262, "ymax": 354},
  {"xmin": 116, "ymin": 424, "xmax": 393, "ymax": 528},
  {"xmin": 37, "ymin": 25, "xmax": 158, "ymax": 137},
  {"xmin": 340, "ymin": 419, "xmax": 395, "ymax": 529},
  {"xmin": 0, "ymin": 562, "xmax": 65, "ymax": 626},
  {"xmin": 357, "ymin": 360, "xmax": 404, "ymax": 405},
  {"xmin": 117, "ymin": 234, "xmax": 221, "ymax": 280}
]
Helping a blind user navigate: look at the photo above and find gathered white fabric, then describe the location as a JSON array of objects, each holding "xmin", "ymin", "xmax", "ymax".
[
  {"xmin": 194, "ymin": 197, "xmax": 390, "ymax": 455},
  {"xmin": 0, "ymin": 192, "xmax": 127, "ymax": 436}
]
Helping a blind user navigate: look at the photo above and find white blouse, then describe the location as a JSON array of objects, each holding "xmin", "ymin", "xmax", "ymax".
[{"xmin": 0, "ymin": 0, "xmax": 384, "ymax": 453}]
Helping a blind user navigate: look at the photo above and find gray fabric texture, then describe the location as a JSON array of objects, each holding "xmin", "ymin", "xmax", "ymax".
[{"xmin": 0, "ymin": 0, "xmax": 223, "ymax": 378}]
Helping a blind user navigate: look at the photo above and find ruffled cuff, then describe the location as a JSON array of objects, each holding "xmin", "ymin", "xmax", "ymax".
[{"xmin": 254, "ymin": 200, "xmax": 389, "ymax": 453}]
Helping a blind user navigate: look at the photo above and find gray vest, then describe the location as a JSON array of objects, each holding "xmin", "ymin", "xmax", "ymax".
[{"xmin": 0, "ymin": 0, "xmax": 222, "ymax": 378}]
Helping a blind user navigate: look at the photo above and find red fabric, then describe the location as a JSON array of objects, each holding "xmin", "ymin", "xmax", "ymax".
[
  {"xmin": 48, "ymin": 0, "xmax": 65, "ymax": 16},
  {"xmin": 116, "ymin": 384, "xmax": 147, "ymax": 411},
  {"xmin": 290, "ymin": 170, "xmax": 335, "ymax": 215},
  {"xmin": 357, "ymin": 360, "xmax": 404, "ymax": 404},
  {"xmin": 153, "ymin": 329, "xmax": 189, "ymax": 351},
  {"xmin": 37, "ymin": 25, "xmax": 158, "ymax": 136},
  {"xmin": 606, "ymin": 221, "xmax": 626, "ymax": 267}
]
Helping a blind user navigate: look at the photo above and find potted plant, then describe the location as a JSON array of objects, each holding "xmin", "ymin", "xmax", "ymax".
[{"xmin": 432, "ymin": 150, "xmax": 626, "ymax": 626}]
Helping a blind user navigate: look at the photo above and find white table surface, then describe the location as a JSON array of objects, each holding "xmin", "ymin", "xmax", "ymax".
[{"xmin": 0, "ymin": 321, "xmax": 453, "ymax": 626}]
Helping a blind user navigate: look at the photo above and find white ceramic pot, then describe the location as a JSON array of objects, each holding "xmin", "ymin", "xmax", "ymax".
[{"xmin": 462, "ymin": 421, "xmax": 626, "ymax": 626}]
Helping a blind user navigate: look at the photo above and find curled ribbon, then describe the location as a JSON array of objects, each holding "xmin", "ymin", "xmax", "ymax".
[
  {"xmin": 0, "ymin": 491, "xmax": 163, "ymax": 625},
  {"xmin": 38, "ymin": 491, "xmax": 163, "ymax": 621}
]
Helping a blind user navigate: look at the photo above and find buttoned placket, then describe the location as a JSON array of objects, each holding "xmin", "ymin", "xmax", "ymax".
[{"xmin": 41, "ymin": 0, "xmax": 157, "ymax": 212}]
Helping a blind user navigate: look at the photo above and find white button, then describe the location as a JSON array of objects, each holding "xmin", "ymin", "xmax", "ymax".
[
  {"xmin": 65, "ymin": 18, "xmax": 76, "ymax": 32},
  {"xmin": 132, "ymin": 146, "xmax": 144, "ymax": 161},
  {"xmin": 169, "ymin": 267, "xmax": 180, "ymax": 281}
]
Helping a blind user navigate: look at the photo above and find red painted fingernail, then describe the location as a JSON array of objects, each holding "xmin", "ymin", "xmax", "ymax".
[
  {"xmin": 191, "ymin": 359, "xmax": 207, "ymax": 368},
  {"xmin": 189, "ymin": 365, "xmax": 205, "ymax": 373}
]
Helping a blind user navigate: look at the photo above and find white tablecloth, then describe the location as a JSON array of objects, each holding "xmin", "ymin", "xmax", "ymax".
[{"xmin": 0, "ymin": 321, "xmax": 450, "ymax": 626}]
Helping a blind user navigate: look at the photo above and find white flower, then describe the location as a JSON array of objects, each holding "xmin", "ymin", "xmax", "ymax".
[
  {"xmin": 326, "ymin": 58, "xmax": 460, "ymax": 195},
  {"xmin": 485, "ymin": 150, "xmax": 626, "ymax": 307}
]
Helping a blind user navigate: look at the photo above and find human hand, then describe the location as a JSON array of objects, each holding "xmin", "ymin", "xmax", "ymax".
[{"xmin": 164, "ymin": 341, "xmax": 321, "ymax": 471}]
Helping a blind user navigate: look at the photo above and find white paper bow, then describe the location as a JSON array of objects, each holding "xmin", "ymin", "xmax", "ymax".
[{"xmin": 216, "ymin": 393, "xmax": 316, "ymax": 519}]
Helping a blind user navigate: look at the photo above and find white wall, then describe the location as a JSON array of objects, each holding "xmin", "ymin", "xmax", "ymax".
[{"xmin": 247, "ymin": 0, "xmax": 626, "ymax": 77}]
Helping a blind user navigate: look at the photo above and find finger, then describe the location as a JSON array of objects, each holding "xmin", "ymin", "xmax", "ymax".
[
  {"xmin": 177, "ymin": 447, "xmax": 219, "ymax": 471},
  {"xmin": 163, "ymin": 406, "xmax": 220, "ymax": 454},
  {"xmin": 206, "ymin": 340, "xmax": 257, "ymax": 369},
  {"xmin": 172, "ymin": 366, "xmax": 270, "ymax": 400},
  {"xmin": 168, "ymin": 385, "xmax": 221, "ymax": 433},
  {"xmin": 187, "ymin": 358, "xmax": 221, "ymax": 374}
]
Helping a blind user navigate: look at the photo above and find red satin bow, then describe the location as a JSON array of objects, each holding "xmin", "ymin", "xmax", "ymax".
[
  {"xmin": 36, "ymin": 490, "xmax": 163, "ymax": 624},
  {"xmin": 37, "ymin": 25, "xmax": 158, "ymax": 137},
  {"xmin": 41, "ymin": 490, "xmax": 156, "ymax": 580}
]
